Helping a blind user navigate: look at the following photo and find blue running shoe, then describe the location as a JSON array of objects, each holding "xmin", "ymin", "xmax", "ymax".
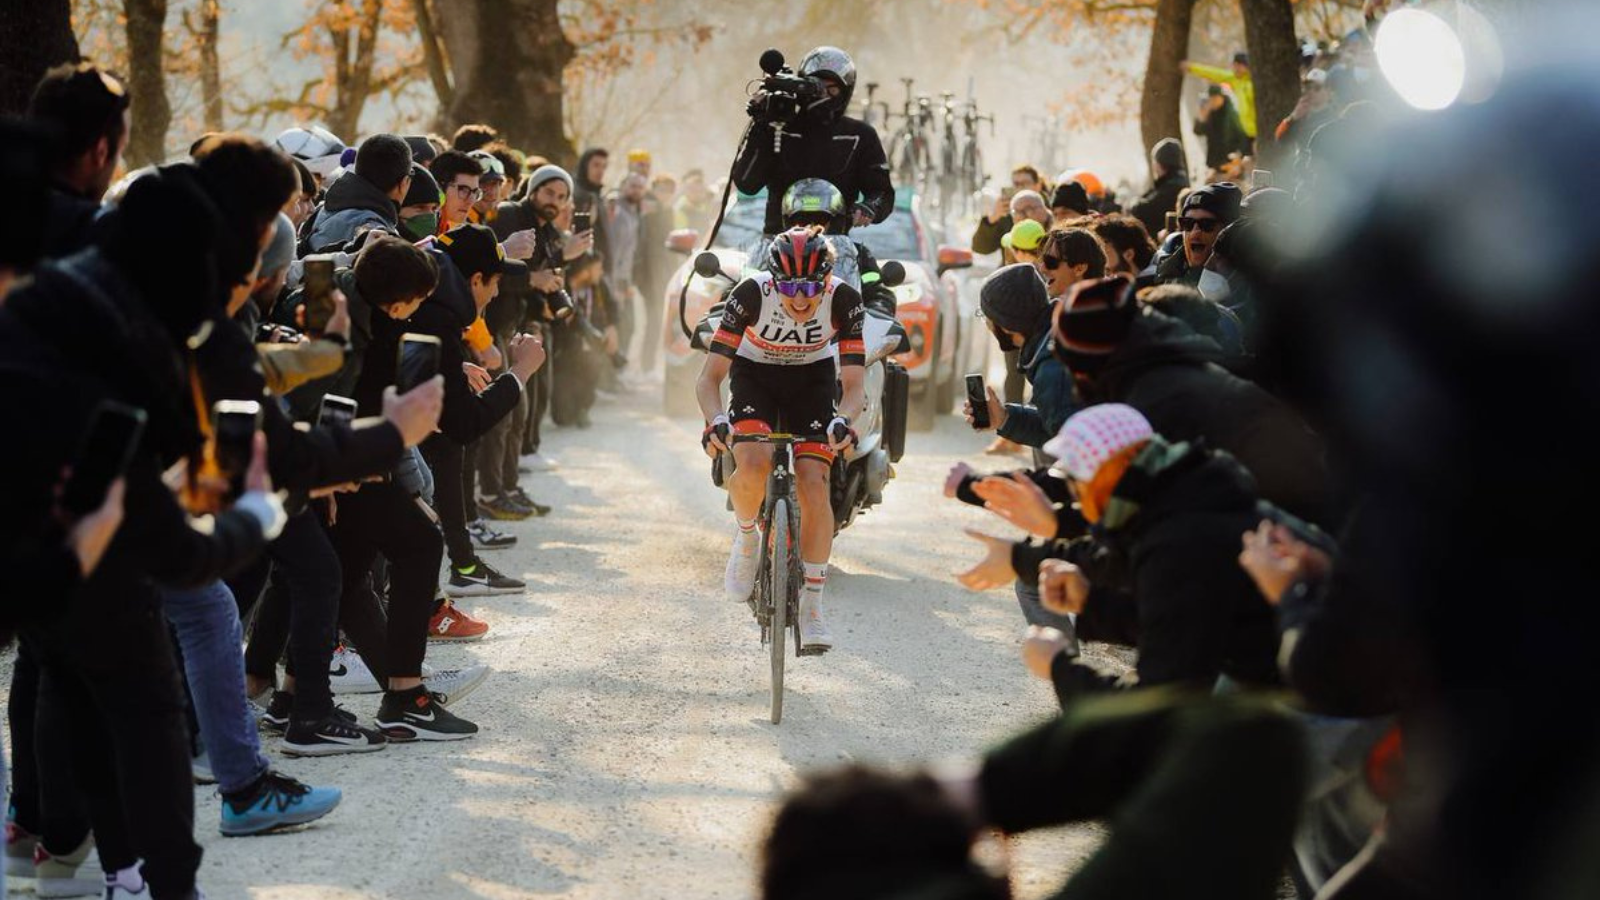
[{"xmin": 219, "ymin": 771, "xmax": 341, "ymax": 837}]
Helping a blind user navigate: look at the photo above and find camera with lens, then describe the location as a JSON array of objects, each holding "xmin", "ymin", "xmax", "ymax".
[{"xmin": 749, "ymin": 49, "xmax": 823, "ymax": 126}]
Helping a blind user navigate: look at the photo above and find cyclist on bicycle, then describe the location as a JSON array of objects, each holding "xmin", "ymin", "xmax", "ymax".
[{"xmin": 697, "ymin": 228, "xmax": 867, "ymax": 652}]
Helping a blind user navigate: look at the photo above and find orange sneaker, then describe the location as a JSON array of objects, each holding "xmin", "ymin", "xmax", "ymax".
[{"xmin": 428, "ymin": 600, "xmax": 489, "ymax": 642}]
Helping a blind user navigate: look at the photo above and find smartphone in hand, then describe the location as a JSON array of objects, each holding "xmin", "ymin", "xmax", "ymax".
[
  {"xmin": 212, "ymin": 399, "xmax": 263, "ymax": 501},
  {"xmin": 395, "ymin": 333, "xmax": 442, "ymax": 394},
  {"xmin": 317, "ymin": 394, "xmax": 359, "ymax": 429},
  {"xmin": 61, "ymin": 400, "xmax": 147, "ymax": 517},
  {"xmin": 572, "ymin": 210, "xmax": 592, "ymax": 234},
  {"xmin": 966, "ymin": 374, "xmax": 989, "ymax": 430},
  {"xmin": 302, "ymin": 257, "xmax": 337, "ymax": 334}
]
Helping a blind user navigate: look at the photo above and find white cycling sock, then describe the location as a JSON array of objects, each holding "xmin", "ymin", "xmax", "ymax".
[
  {"xmin": 802, "ymin": 562, "xmax": 827, "ymax": 602},
  {"xmin": 105, "ymin": 865, "xmax": 144, "ymax": 891}
]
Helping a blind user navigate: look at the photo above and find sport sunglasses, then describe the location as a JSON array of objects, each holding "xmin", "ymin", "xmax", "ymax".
[{"xmin": 774, "ymin": 278, "xmax": 826, "ymax": 298}]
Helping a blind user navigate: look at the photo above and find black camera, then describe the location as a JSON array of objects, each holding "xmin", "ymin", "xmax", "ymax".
[
  {"xmin": 545, "ymin": 287, "xmax": 575, "ymax": 321},
  {"xmin": 749, "ymin": 49, "xmax": 823, "ymax": 126}
]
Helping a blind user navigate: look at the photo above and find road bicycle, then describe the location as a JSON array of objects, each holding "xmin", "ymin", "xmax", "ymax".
[
  {"xmin": 887, "ymin": 78, "xmax": 936, "ymax": 202},
  {"xmin": 858, "ymin": 80, "xmax": 892, "ymax": 132},
  {"xmin": 715, "ymin": 431, "xmax": 833, "ymax": 724},
  {"xmin": 957, "ymin": 99, "xmax": 994, "ymax": 219}
]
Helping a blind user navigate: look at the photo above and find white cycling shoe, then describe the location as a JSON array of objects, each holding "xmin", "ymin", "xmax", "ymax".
[
  {"xmin": 724, "ymin": 528, "xmax": 760, "ymax": 603},
  {"xmin": 798, "ymin": 596, "xmax": 833, "ymax": 652}
]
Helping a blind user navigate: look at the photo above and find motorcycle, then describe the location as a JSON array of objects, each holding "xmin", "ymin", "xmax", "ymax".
[{"xmin": 687, "ymin": 242, "xmax": 912, "ymax": 532}]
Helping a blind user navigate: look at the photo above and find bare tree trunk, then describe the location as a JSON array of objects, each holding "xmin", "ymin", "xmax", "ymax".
[
  {"xmin": 124, "ymin": 0, "xmax": 172, "ymax": 167},
  {"xmin": 1140, "ymin": 0, "xmax": 1197, "ymax": 163},
  {"xmin": 189, "ymin": 0, "xmax": 224, "ymax": 133},
  {"xmin": 328, "ymin": 0, "xmax": 383, "ymax": 139},
  {"xmin": 411, "ymin": 0, "xmax": 455, "ymax": 118},
  {"xmin": 0, "ymin": 0, "xmax": 80, "ymax": 115},
  {"xmin": 1239, "ymin": 0, "xmax": 1299, "ymax": 169},
  {"xmin": 437, "ymin": 0, "xmax": 575, "ymax": 165}
]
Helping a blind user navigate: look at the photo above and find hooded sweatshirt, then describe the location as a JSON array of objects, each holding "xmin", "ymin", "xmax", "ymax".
[{"xmin": 308, "ymin": 171, "xmax": 399, "ymax": 252}]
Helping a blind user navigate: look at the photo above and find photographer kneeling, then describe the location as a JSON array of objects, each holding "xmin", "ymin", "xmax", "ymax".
[{"xmin": 735, "ymin": 46, "xmax": 894, "ymax": 237}]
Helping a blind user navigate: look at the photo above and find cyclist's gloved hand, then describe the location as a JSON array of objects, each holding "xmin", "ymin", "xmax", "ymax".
[
  {"xmin": 827, "ymin": 416, "xmax": 857, "ymax": 452},
  {"xmin": 702, "ymin": 413, "xmax": 732, "ymax": 458}
]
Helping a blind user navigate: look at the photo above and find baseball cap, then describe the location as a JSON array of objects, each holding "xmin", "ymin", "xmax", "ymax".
[
  {"xmin": 1001, "ymin": 218, "xmax": 1047, "ymax": 253},
  {"xmin": 273, "ymin": 125, "xmax": 346, "ymax": 177},
  {"xmin": 1043, "ymin": 404, "xmax": 1154, "ymax": 483},
  {"xmin": 437, "ymin": 223, "xmax": 526, "ymax": 282},
  {"xmin": 1303, "ymin": 68, "xmax": 1329, "ymax": 86}
]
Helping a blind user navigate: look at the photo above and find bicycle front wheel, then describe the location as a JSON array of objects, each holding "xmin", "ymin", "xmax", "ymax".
[{"xmin": 768, "ymin": 499, "xmax": 790, "ymax": 724}]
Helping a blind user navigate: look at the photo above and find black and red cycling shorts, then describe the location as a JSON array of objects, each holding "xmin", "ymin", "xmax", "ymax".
[{"xmin": 727, "ymin": 355, "xmax": 838, "ymax": 464}]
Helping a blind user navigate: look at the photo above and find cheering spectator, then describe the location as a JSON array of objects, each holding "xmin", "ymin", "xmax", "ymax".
[{"xmin": 1186, "ymin": 51, "xmax": 1257, "ymax": 143}]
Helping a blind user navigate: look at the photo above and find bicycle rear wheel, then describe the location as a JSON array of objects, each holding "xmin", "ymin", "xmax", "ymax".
[{"xmin": 768, "ymin": 499, "xmax": 791, "ymax": 724}]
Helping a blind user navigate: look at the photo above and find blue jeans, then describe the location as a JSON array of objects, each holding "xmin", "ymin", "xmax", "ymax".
[{"xmin": 161, "ymin": 581, "xmax": 269, "ymax": 795}]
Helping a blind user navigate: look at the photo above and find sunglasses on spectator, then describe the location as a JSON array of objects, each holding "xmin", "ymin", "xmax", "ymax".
[
  {"xmin": 449, "ymin": 184, "xmax": 484, "ymax": 201},
  {"xmin": 1178, "ymin": 216, "xmax": 1222, "ymax": 234},
  {"xmin": 1041, "ymin": 255, "xmax": 1065, "ymax": 271},
  {"xmin": 774, "ymin": 279, "xmax": 826, "ymax": 298}
]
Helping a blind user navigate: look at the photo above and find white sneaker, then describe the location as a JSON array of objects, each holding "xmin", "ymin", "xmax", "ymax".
[
  {"xmin": 520, "ymin": 452, "xmax": 558, "ymax": 472},
  {"xmin": 329, "ymin": 646, "xmax": 381, "ymax": 695},
  {"xmin": 103, "ymin": 864, "xmax": 149, "ymax": 900},
  {"xmin": 798, "ymin": 595, "xmax": 833, "ymax": 652},
  {"xmin": 424, "ymin": 664, "xmax": 490, "ymax": 707},
  {"xmin": 724, "ymin": 528, "xmax": 760, "ymax": 602},
  {"xmin": 191, "ymin": 751, "xmax": 216, "ymax": 786}
]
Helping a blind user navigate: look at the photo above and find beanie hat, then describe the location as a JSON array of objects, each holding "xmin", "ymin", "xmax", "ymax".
[
  {"xmin": 1052, "ymin": 274, "xmax": 1138, "ymax": 374},
  {"xmin": 1181, "ymin": 182, "xmax": 1244, "ymax": 225},
  {"xmin": 525, "ymin": 163, "xmax": 573, "ymax": 197},
  {"xmin": 627, "ymin": 148, "xmax": 651, "ymax": 164},
  {"xmin": 979, "ymin": 263, "xmax": 1050, "ymax": 333},
  {"xmin": 259, "ymin": 213, "xmax": 296, "ymax": 279},
  {"xmin": 402, "ymin": 163, "xmax": 441, "ymax": 208},
  {"xmin": 1151, "ymin": 138, "xmax": 1185, "ymax": 174},
  {"xmin": 1043, "ymin": 404, "xmax": 1154, "ymax": 482},
  {"xmin": 1000, "ymin": 219, "xmax": 1047, "ymax": 254},
  {"xmin": 402, "ymin": 135, "xmax": 438, "ymax": 165},
  {"xmin": 1049, "ymin": 181, "xmax": 1090, "ymax": 215}
]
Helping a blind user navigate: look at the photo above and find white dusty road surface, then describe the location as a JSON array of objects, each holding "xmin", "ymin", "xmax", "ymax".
[{"xmin": 127, "ymin": 390, "xmax": 1116, "ymax": 898}]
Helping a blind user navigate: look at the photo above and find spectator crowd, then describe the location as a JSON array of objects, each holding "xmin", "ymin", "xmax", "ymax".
[{"xmin": 2, "ymin": 7, "xmax": 1597, "ymax": 900}]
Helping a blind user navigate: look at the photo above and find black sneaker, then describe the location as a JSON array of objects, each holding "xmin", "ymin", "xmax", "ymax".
[
  {"xmin": 259, "ymin": 690, "xmax": 292, "ymax": 734},
  {"xmin": 282, "ymin": 713, "xmax": 388, "ymax": 757},
  {"xmin": 507, "ymin": 488, "xmax": 551, "ymax": 517},
  {"xmin": 445, "ymin": 565, "xmax": 495, "ymax": 598},
  {"xmin": 475, "ymin": 559, "xmax": 525, "ymax": 595},
  {"xmin": 467, "ymin": 519, "xmax": 517, "ymax": 550},
  {"xmin": 375, "ymin": 688, "xmax": 478, "ymax": 742}
]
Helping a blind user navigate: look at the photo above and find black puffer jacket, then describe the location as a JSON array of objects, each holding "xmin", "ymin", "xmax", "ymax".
[
  {"xmin": 1078, "ymin": 311, "xmax": 1331, "ymax": 525},
  {"xmin": 1037, "ymin": 439, "xmax": 1283, "ymax": 706}
]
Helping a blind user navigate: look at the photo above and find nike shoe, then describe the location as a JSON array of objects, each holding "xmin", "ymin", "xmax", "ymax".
[
  {"xmin": 219, "ymin": 771, "xmax": 341, "ymax": 837},
  {"xmin": 798, "ymin": 595, "xmax": 834, "ymax": 653},
  {"xmin": 259, "ymin": 690, "xmax": 292, "ymax": 734},
  {"xmin": 445, "ymin": 564, "xmax": 495, "ymax": 598},
  {"xmin": 5, "ymin": 819, "xmax": 38, "ymax": 879},
  {"xmin": 428, "ymin": 600, "xmax": 490, "ymax": 641},
  {"xmin": 507, "ymin": 488, "xmax": 552, "ymax": 517},
  {"xmin": 33, "ymin": 834, "xmax": 100, "ymax": 899},
  {"xmin": 477, "ymin": 559, "xmax": 524, "ymax": 594},
  {"xmin": 724, "ymin": 526, "xmax": 760, "ymax": 603},
  {"xmin": 376, "ymin": 687, "xmax": 479, "ymax": 742},
  {"xmin": 477, "ymin": 495, "xmax": 531, "ymax": 521},
  {"xmin": 423, "ymin": 664, "xmax": 489, "ymax": 707},
  {"xmin": 281, "ymin": 713, "xmax": 388, "ymax": 757},
  {"xmin": 467, "ymin": 519, "xmax": 517, "ymax": 550},
  {"xmin": 329, "ymin": 645, "xmax": 381, "ymax": 694}
]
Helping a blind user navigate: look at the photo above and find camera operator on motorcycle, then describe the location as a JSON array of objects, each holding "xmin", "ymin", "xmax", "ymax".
[
  {"xmin": 697, "ymin": 228, "xmax": 867, "ymax": 653},
  {"xmin": 778, "ymin": 178, "xmax": 896, "ymax": 318},
  {"xmin": 735, "ymin": 47, "xmax": 894, "ymax": 237}
]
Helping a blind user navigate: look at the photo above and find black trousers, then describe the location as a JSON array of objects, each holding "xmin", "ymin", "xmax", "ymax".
[
  {"xmin": 23, "ymin": 594, "xmax": 200, "ymax": 900},
  {"xmin": 7, "ymin": 647, "xmax": 91, "ymax": 853},
  {"xmin": 420, "ymin": 434, "xmax": 474, "ymax": 571},
  {"xmin": 521, "ymin": 323, "xmax": 551, "ymax": 455},
  {"xmin": 325, "ymin": 481, "xmax": 442, "ymax": 681},
  {"xmin": 234, "ymin": 509, "xmax": 341, "ymax": 721},
  {"xmin": 550, "ymin": 328, "xmax": 600, "ymax": 426}
]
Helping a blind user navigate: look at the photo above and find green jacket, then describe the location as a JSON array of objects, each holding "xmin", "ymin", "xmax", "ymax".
[{"xmin": 1188, "ymin": 63, "xmax": 1258, "ymax": 138}]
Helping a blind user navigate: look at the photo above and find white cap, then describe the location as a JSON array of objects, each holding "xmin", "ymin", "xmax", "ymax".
[
  {"xmin": 1303, "ymin": 68, "xmax": 1329, "ymax": 86},
  {"xmin": 1043, "ymin": 404, "xmax": 1154, "ymax": 482},
  {"xmin": 273, "ymin": 125, "xmax": 346, "ymax": 176}
]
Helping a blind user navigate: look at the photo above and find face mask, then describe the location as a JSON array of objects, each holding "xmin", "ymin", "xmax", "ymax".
[{"xmin": 402, "ymin": 211, "xmax": 439, "ymax": 241}]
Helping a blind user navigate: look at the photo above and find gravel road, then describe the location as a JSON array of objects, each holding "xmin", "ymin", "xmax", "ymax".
[{"xmin": 15, "ymin": 388, "xmax": 1117, "ymax": 899}]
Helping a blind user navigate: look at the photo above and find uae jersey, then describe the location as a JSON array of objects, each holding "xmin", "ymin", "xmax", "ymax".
[{"xmin": 708, "ymin": 271, "xmax": 866, "ymax": 367}]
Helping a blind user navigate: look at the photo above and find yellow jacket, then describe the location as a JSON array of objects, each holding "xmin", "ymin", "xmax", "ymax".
[{"xmin": 1188, "ymin": 63, "xmax": 1257, "ymax": 139}]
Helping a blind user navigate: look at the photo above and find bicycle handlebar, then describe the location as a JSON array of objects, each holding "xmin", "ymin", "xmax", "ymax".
[{"xmin": 729, "ymin": 432, "xmax": 832, "ymax": 446}]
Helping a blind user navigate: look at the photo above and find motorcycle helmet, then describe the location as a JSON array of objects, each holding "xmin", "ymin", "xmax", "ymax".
[
  {"xmin": 768, "ymin": 227, "xmax": 834, "ymax": 293},
  {"xmin": 798, "ymin": 46, "xmax": 857, "ymax": 118},
  {"xmin": 782, "ymin": 178, "xmax": 847, "ymax": 229}
]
